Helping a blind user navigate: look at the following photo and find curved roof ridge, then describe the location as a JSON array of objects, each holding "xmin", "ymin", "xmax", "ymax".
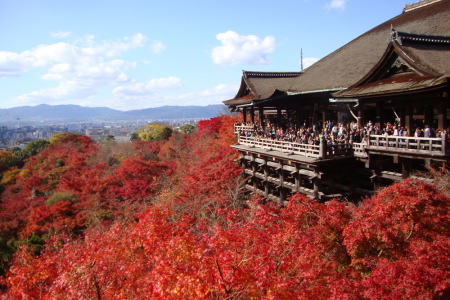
[
  {"xmin": 403, "ymin": 0, "xmax": 443, "ymax": 13},
  {"xmin": 391, "ymin": 29, "xmax": 450, "ymax": 45},
  {"xmin": 243, "ymin": 71, "xmax": 302, "ymax": 78}
]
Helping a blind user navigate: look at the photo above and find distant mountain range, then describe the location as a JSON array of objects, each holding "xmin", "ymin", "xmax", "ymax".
[{"xmin": 0, "ymin": 104, "xmax": 227, "ymax": 122}]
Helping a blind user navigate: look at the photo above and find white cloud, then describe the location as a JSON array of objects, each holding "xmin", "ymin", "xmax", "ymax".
[
  {"xmin": 152, "ymin": 41, "xmax": 166, "ymax": 54},
  {"xmin": 177, "ymin": 83, "xmax": 239, "ymax": 105},
  {"xmin": 0, "ymin": 51, "xmax": 35, "ymax": 76},
  {"xmin": 13, "ymin": 82, "xmax": 97, "ymax": 106},
  {"xmin": 2, "ymin": 32, "xmax": 238, "ymax": 110},
  {"xmin": 109, "ymin": 82, "xmax": 237, "ymax": 110},
  {"xmin": 113, "ymin": 77, "xmax": 182, "ymax": 97},
  {"xmin": 14, "ymin": 57, "xmax": 135, "ymax": 106},
  {"xmin": 325, "ymin": 0, "xmax": 347, "ymax": 12},
  {"xmin": 51, "ymin": 31, "xmax": 71, "ymax": 38},
  {"xmin": 86, "ymin": 33, "xmax": 147, "ymax": 57},
  {"xmin": 211, "ymin": 31, "xmax": 276, "ymax": 66},
  {"xmin": 302, "ymin": 57, "xmax": 320, "ymax": 69},
  {"xmin": 2, "ymin": 34, "xmax": 145, "ymax": 106}
]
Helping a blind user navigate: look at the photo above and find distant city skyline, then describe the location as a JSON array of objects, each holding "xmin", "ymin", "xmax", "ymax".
[{"xmin": 1, "ymin": 0, "xmax": 412, "ymax": 110}]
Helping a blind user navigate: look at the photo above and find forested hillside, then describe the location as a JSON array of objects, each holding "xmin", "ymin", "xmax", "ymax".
[{"xmin": 0, "ymin": 115, "xmax": 448, "ymax": 299}]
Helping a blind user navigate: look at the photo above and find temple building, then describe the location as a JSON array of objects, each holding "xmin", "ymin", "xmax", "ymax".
[{"xmin": 224, "ymin": 0, "xmax": 450, "ymax": 203}]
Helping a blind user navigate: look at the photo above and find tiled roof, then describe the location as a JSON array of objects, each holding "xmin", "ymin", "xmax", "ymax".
[
  {"xmin": 392, "ymin": 30, "xmax": 450, "ymax": 45},
  {"xmin": 333, "ymin": 74, "xmax": 447, "ymax": 99},
  {"xmin": 334, "ymin": 28, "xmax": 450, "ymax": 98},
  {"xmin": 243, "ymin": 71, "xmax": 301, "ymax": 78},
  {"xmin": 403, "ymin": 0, "xmax": 443, "ymax": 13},
  {"xmin": 286, "ymin": 0, "xmax": 450, "ymax": 94},
  {"xmin": 223, "ymin": 71, "xmax": 301, "ymax": 106},
  {"xmin": 223, "ymin": 0, "xmax": 449, "ymax": 106}
]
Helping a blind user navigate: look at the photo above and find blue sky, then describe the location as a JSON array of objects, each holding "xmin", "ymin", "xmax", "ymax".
[{"xmin": 1, "ymin": 0, "xmax": 412, "ymax": 111}]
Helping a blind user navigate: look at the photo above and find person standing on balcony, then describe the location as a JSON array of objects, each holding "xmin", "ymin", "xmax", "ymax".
[
  {"xmin": 415, "ymin": 128, "xmax": 424, "ymax": 137},
  {"xmin": 424, "ymin": 125, "xmax": 435, "ymax": 138}
]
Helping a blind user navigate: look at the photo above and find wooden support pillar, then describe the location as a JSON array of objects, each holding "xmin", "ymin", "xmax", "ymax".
[
  {"xmin": 424, "ymin": 105, "xmax": 434, "ymax": 127},
  {"xmin": 251, "ymin": 155, "xmax": 257, "ymax": 191},
  {"xmin": 250, "ymin": 107, "xmax": 255, "ymax": 124},
  {"xmin": 371, "ymin": 162, "xmax": 381, "ymax": 191},
  {"xmin": 259, "ymin": 107, "xmax": 265, "ymax": 129},
  {"xmin": 263, "ymin": 158, "xmax": 269, "ymax": 198},
  {"xmin": 296, "ymin": 109, "xmax": 302, "ymax": 129},
  {"xmin": 401, "ymin": 158, "xmax": 412, "ymax": 179},
  {"xmin": 438, "ymin": 100, "xmax": 447, "ymax": 131},
  {"xmin": 294, "ymin": 164, "xmax": 300, "ymax": 191},
  {"xmin": 277, "ymin": 108, "xmax": 282, "ymax": 127},
  {"xmin": 321, "ymin": 111, "xmax": 326, "ymax": 132},
  {"xmin": 240, "ymin": 155, "xmax": 246, "ymax": 169},
  {"xmin": 279, "ymin": 161, "xmax": 285, "ymax": 205},
  {"xmin": 313, "ymin": 169, "xmax": 322, "ymax": 200},
  {"xmin": 239, "ymin": 155, "xmax": 246, "ymax": 181},
  {"xmin": 399, "ymin": 106, "xmax": 405, "ymax": 128},
  {"xmin": 329, "ymin": 176, "xmax": 336, "ymax": 194},
  {"xmin": 243, "ymin": 107, "xmax": 247, "ymax": 123},
  {"xmin": 357, "ymin": 102, "xmax": 364, "ymax": 128},
  {"xmin": 280, "ymin": 191, "xmax": 286, "ymax": 205},
  {"xmin": 405, "ymin": 104, "xmax": 412, "ymax": 136},
  {"xmin": 319, "ymin": 136, "xmax": 327, "ymax": 159},
  {"xmin": 350, "ymin": 173, "xmax": 356, "ymax": 195},
  {"xmin": 442, "ymin": 133, "xmax": 447, "ymax": 155},
  {"xmin": 300, "ymin": 109, "xmax": 306, "ymax": 126},
  {"xmin": 309, "ymin": 102, "xmax": 314, "ymax": 125},
  {"xmin": 376, "ymin": 102, "xmax": 383, "ymax": 126}
]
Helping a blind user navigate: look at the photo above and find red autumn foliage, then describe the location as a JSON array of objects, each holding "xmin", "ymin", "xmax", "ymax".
[
  {"xmin": 0, "ymin": 116, "xmax": 448, "ymax": 299},
  {"xmin": 341, "ymin": 179, "xmax": 450, "ymax": 299},
  {"xmin": 3, "ymin": 180, "xmax": 448, "ymax": 299}
]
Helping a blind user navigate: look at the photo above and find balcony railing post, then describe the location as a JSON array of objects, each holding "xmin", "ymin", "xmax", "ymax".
[
  {"xmin": 442, "ymin": 133, "xmax": 447, "ymax": 155},
  {"xmin": 319, "ymin": 135, "xmax": 327, "ymax": 159}
]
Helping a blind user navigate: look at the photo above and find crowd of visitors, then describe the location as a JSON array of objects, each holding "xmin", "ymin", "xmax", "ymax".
[{"xmin": 236, "ymin": 119, "xmax": 447, "ymax": 146}]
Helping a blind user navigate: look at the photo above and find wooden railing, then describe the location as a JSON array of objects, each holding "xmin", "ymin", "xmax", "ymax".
[
  {"xmin": 325, "ymin": 143, "xmax": 354, "ymax": 158},
  {"xmin": 235, "ymin": 124, "xmax": 255, "ymax": 134},
  {"xmin": 238, "ymin": 135, "xmax": 321, "ymax": 158},
  {"xmin": 353, "ymin": 142, "xmax": 368, "ymax": 158},
  {"xmin": 237, "ymin": 135, "xmax": 354, "ymax": 159},
  {"xmin": 367, "ymin": 135, "xmax": 448, "ymax": 155},
  {"xmin": 234, "ymin": 125, "xmax": 449, "ymax": 159}
]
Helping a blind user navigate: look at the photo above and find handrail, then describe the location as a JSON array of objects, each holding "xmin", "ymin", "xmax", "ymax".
[
  {"xmin": 237, "ymin": 135, "xmax": 354, "ymax": 159},
  {"xmin": 234, "ymin": 125, "xmax": 449, "ymax": 159},
  {"xmin": 235, "ymin": 124, "xmax": 255, "ymax": 134},
  {"xmin": 353, "ymin": 142, "xmax": 368, "ymax": 158},
  {"xmin": 367, "ymin": 134, "xmax": 448, "ymax": 155},
  {"xmin": 325, "ymin": 142, "xmax": 354, "ymax": 158},
  {"xmin": 238, "ymin": 135, "xmax": 321, "ymax": 158}
]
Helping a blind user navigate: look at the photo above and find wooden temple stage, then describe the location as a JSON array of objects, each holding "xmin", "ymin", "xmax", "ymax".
[
  {"xmin": 224, "ymin": 1, "xmax": 450, "ymax": 203},
  {"xmin": 233, "ymin": 125, "xmax": 449, "ymax": 203}
]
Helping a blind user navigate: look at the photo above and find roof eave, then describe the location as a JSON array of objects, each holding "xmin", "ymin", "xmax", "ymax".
[{"xmin": 333, "ymin": 77, "xmax": 448, "ymax": 99}]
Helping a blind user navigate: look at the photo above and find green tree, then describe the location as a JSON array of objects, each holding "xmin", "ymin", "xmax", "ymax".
[
  {"xmin": 138, "ymin": 123, "xmax": 173, "ymax": 141},
  {"xmin": 49, "ymin": 132, "xmax": 80, "ymax": 144},
  {"xmin": 0, "ymin": 140, "xmax": 50, "ymax": 170},
  {"xmin": 0, "ymin": 150, "xmax": 19, "ymax": 171},
  {"xmin": 21, "ymin": 140, "xmax": 50, "ymax": 160},
  {"xmin": 130, "ymin": 132, "xmax": 139, "ymax": 141},
  {"xmin": 179, "ymin": 124, "xmax": 196, "ymax": 134}
]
